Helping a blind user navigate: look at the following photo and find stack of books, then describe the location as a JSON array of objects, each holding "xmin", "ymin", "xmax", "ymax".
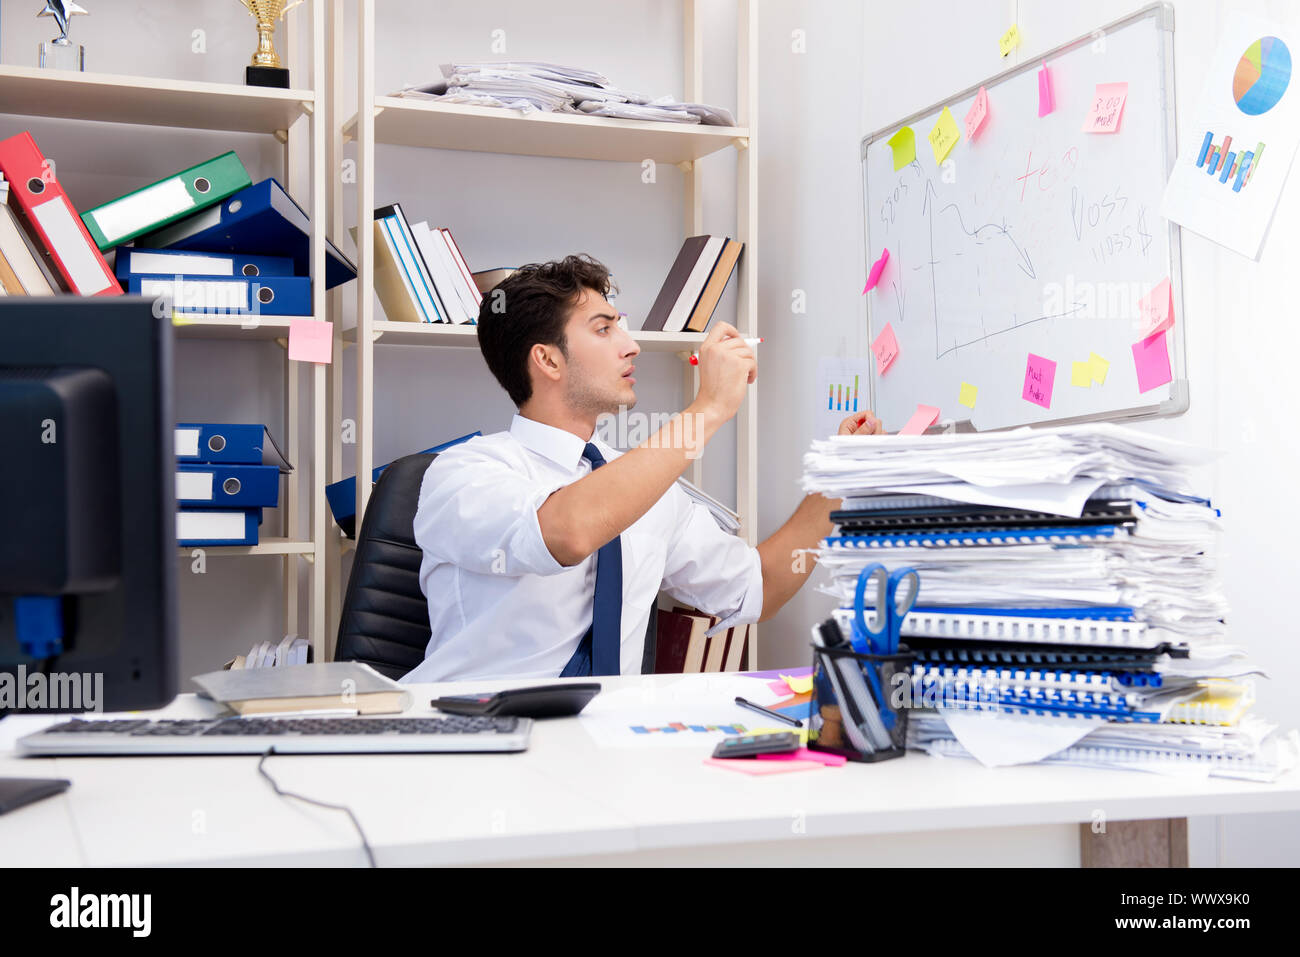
[
  {"xmin": 801, "ymin": 423, "xmax": 1298, "ymax": 781},
  {"xmin": 655, "ymin": 605, "xmax": 750, "ymax": 673},
  {"xmin": 641, "ymin": 235, "xmax": 743, "ymax": 334},
  {"xmin": 366, "ymin": 204, "xmax": 481, "ymax": 324},
  {"xmin": 176, "ymin": 423, "xmax": 291, "ymax": 547}
]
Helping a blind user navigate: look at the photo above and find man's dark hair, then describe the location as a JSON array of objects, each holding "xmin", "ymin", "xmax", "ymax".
[{"xmin": 476, "ymin": 254, "xmax": 616, "ymax": 407}]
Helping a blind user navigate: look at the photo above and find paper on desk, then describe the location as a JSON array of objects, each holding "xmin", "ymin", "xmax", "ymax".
[
  {"xmin": 938, "ymin": 709, "xmax": 1103, "ymax": 767},
  {"xmin": 578, "ymin": 675, "xmax": 792, "ymax": 749}
]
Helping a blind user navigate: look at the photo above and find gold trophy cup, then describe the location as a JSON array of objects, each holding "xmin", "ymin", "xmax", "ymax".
[{"xmin": 238, "ymin": 0, "xmax": 305, "ymax": 89}]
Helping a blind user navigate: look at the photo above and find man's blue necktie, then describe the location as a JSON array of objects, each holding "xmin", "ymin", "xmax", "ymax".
[{"xmin": 583, "ymin": 443, "xmax": 622, "ymax": 676}]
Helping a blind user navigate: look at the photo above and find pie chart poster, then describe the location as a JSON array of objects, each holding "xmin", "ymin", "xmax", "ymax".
[{"xmin": 1161, "ymin": 14, "xmax": 1300, "ymax": 260}]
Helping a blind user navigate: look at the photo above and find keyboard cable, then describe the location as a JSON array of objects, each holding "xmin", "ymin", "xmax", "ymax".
[{"xmin": 257, "ymin": 748, "xmax": 377, "ymax": 867}]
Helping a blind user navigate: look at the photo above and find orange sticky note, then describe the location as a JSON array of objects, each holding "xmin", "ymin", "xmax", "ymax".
[
  {"xmin": 1082, "ymin": 82, "xmax": 1128, "ymax": 133},
  {"xmin": 288, "ymin": 319, "xmax": 333, "ymax": 364},
  {"xmin": 872, "ymin": 322, "xmax": 900, "ymax": 374},
  {"xmin": 1137, "ymin": 277, "xmax": 1174, "ymax": 338},
  {"xmin": 928, "ymin": 106, "xmax": 960, "ymax": 164},
  {"xmin": 1132, "ymin": 331, "xmax": 1172, "ymax": 393},
  {"xmin": 965, "ymin": 86, "xmax": 990, "ymax": 139},
  {"xmin": 899, "ymin": 404, "xmax": 940, "ymax": 436}
]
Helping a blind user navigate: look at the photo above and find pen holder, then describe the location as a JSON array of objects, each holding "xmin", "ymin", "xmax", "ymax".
[{"xmin": 807, "ymin": 643, "xmax": 914, "ymax": 763}]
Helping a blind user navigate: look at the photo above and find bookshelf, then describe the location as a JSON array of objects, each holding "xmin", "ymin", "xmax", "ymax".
[
  {"xmin": 0, "ymin": 5, "xmax": 332, "ymax": 661},
  {"xmin": 330, "ymin": 0, "xmax": 761, "ymax": 664}
]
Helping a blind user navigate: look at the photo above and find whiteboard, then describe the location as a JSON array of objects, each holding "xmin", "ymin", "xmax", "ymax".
[{"xmin": 861, "ymin": 3, "xmax": 1188, "ymax": 432}]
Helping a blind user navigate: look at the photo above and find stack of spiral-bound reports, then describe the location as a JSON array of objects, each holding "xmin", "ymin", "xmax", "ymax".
[{"xmin": 801, "ymin": 423, "xmax": 1298, "ymax": 781}]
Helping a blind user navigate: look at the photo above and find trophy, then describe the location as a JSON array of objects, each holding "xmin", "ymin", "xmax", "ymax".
[
  {"xmin": 237, "ymin": 0, "xmax": 305, "ymax": 89},
  {"xmin": 37, "ymin": 1, "xmax": 88, "ymax": 72}
]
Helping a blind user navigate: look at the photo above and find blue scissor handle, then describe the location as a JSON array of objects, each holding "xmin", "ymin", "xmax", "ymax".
[{"xmin": 852, "ymin": 564, "xmax": 919, "ymax": 655}]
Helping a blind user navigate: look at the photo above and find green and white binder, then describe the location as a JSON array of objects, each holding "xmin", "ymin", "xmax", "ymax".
[{"xmin": 81, "ymin": 151, "xmax": 252, "ymax": 251}]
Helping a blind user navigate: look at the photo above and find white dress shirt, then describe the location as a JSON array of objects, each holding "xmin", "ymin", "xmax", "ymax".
[{"xmin": 403, "ymin": 414, "xmax": 763, "ymax": 682}]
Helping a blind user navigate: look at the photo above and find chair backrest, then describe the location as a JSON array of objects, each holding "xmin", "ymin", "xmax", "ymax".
[
  {"xmin": 334, "ymin": 451, "xmax": 659, "ymax": 678},
  {"xmin": 334, "ymin": 453, "xmax": 436, "ymax": 679}
]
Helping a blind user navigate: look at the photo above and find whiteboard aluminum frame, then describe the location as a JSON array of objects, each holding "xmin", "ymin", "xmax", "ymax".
[{"xmin": 860, "ymin": 2, "xmax": 1186, "ymax": 431}]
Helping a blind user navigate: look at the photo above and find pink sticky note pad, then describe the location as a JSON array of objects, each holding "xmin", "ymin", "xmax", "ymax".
[
  {"xmin": 703, "ymin": 758, "xmax": 825, "ymax": 776},
  {"xmin": 1022, "ymin": 353, "xmax": 1057, "ymax": 408},
  {"xmin": 288, "ymin": 319, "xmax": 333, "ymax": 364},
  {"xmin": 965, "ymin": 86, "xmax": 989, "ymax": 139},
  {"xmin": 756, "ymin": 747, "xmax": 848, "ymax": 767},
  {"xmin": 862, "ymin": 248, "xmax": 890, "ymax": 292},
  {"xmin": 1083, "ymin": 82, "xmax": 1128, "ymax": 133},
  {"xmin": 871, "ymin": 322, "xmax": 900, "ymax": 375},
  {"xmin": 1132, "ymin": 330, "xmax": 1172, "ymax": 393},
  {"xmin": 767, "ymin": 679, "xmax": 795, "ymax": 697},
  {"xmin": 1037, "ymin": 63, "xmax": 1055, "ymax": 117},
  {"xmin": 898, "ymin": 404, "xmax": 940, "ymax": 436},
  {"xmin": 1138, "ymin": 277, "xmax": 1174, "ymax": 338}
]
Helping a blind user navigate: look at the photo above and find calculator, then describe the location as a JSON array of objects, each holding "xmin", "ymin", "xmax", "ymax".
[{"xmin": 712, "ymin": 732, "xmax": 801, "ymax": 759}]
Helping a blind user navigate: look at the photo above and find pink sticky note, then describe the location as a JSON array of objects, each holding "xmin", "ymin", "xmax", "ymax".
[
  {"xmin": 288, "ymin": 319, "xmax": 333, "ymax": 364},
  {"xmin": 898, "ymin": 404, "xmax": 940, "ymax": 436},
  {"xmin": 1037, "ymin": 63, "xmax": 1055, "ymax": 117},
  {"xmin": 1132, "ymin": 330, "xmax": 1172, "ymax": 393},
  {"xmin": 1137, "ymin": 277, "xmax": 1174, "ymax": 338},
  {"xmin": 1022, "ymin": 353, "xmax": 1056, "ymax": 408},
  {"xmin": 871, "ymin": 322, "xmax": 900, "ymax": 375},
  {"xmin": 756, "ymin": 747, "xmax": 848, "ymax": 767},
  {"xmin": 862, "ymin": 248, "xmax": 890, "ymax": 292},
  {"xmin": 965, "ymin": 86, "xmax": 989, "ymax": 139},
  {"xmin": 767, "ymin": 679, "xmax": 795, "ymax": 697},
  {"xmin": 703, "ymin": 758, "xmax": 826, "ymax": 776},
  {"xmin": 1082, "ymin": 82, "xmax": 1128, "ymax": 133}
]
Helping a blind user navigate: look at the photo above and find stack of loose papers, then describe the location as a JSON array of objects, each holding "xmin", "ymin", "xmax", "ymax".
[
  {"xmin": 800, "ymin": 423, "xmax": 1294, "ymax": 779},
  {"xmin": 396, "ymin": 61, "xmax": 734, "ymax": 126}
]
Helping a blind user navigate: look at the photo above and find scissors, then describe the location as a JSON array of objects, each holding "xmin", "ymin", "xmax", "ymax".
[{"xmin": 850, "ymin": 562, "xmax": 920, "ymax": 656}]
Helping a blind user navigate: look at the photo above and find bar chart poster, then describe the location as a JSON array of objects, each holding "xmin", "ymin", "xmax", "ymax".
[
  {"xmin": 815, "ymin": 356, "xmax": 871, "ymax": 439},
  {"xmin": 1162, "ymin": 14, "xmax": 1299, "ymax": 259}
]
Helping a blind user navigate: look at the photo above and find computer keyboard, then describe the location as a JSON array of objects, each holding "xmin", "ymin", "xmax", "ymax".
[{"xmin": 17, "ymin": 714, "xmax": 533, "ymax": 755}]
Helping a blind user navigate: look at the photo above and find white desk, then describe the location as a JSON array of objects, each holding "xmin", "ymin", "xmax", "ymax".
[{"xmin": 2, "ymin": 674, "xmax": 1297, "ymax": 867}]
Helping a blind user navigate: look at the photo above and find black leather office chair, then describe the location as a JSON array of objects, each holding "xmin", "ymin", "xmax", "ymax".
[{"xmin": 335, "ymin": 452, "xmax": 656, "ymax": 679}]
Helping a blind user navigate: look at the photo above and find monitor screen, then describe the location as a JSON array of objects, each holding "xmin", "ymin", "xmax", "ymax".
[{"xmin": 0, "ymin": 297, "xmax": 177, "ymax": 713}]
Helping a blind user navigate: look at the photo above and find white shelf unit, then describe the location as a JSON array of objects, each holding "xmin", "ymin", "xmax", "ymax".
[
  {"xmin": 0, "ymin": 4, "xmax": 331, "ymax": 661},
  {"xmin": 330, "ymin": 0, "xmax": 759, "ymax": 664}
]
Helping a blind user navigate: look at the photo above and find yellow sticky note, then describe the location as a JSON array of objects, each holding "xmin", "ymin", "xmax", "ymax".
[
  {"xmin": 958, "ymin": 382, "xmax": 978, "ymax": 408},
  {"xmin": 999, "ymin": 23, "xmax": 1021, "ymax": 57},
  {"xmin": 1089, "ymin": 352, "xmax": 1110, "ymax": 385},
  {"xmin": 1071, "ymin": 361, "xmax": 1092, "ymax": 388},
  {"xmin": 886, "ymin": 126, "xmax": 916, "ymax": 171},
  {"xmin": 928, "ymin": 107, "xmax": 960, "ymax": 164},
  {"xmin": 171, "ymin": 312, "xmax": 192, "ymax": 327},
  {"xmin": 779, "ymin": 673, "xmax": 814, "ymax": 695}
]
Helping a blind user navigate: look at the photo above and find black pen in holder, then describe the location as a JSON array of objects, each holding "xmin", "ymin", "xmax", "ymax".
[{"xmin": 807, "ymin": 641, "xmax": 914, "ymax": 763}]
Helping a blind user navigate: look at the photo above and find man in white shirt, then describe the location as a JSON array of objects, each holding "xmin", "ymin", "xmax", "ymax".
[{"xmin": 404, "ymin": 254, "xmax": 882, "ymax": 682}]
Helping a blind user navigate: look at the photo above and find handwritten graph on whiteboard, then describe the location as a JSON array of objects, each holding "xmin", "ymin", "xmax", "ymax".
[{"xmin": 860, "ymin": 4, "xmax": 1188, "ymax": 432}]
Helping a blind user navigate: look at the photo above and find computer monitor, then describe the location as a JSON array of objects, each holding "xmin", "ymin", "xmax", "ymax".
[{"xmin": 0, "ymin": 297, "xmax": 177, "ymax": 714}]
